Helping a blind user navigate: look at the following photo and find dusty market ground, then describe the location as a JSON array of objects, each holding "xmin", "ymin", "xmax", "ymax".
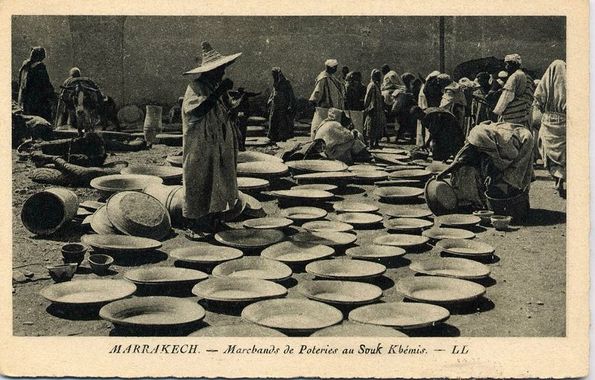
[{"xmin": 11, "ymin": 138, "xmax": 566, "ymax": 337}]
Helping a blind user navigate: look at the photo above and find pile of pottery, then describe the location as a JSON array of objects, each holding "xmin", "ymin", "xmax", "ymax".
[
  {"xmin": 32, "ymin": 145, "xmax": 515, "ymax": 337},
  {"xmin": 246, "ymin": 116, "xmax": 268, "ymax": 138}
]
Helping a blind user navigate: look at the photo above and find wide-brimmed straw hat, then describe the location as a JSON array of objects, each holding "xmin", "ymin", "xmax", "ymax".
[{"xmin": 183, "ymin": 41, "xmax": 242, "ymax": 75}]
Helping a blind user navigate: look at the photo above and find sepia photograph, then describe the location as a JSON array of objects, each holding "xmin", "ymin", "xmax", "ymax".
[{"xmin": 1, "ymin": 1, "xmax": 589, "ymax": 378}]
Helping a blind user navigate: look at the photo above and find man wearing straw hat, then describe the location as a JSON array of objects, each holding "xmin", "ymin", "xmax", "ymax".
[
  {"xmin": 182, "ymin": 41, "xmax": 242, "ymax": 238},
  {"xmin": 309, "ymin": 59, "xmax": 345, "ymax": 138}
]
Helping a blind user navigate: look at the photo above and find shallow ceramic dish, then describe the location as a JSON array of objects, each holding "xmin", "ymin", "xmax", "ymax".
[
  {"xmin": 383, "ymin": 206, "xmax": 433, "ymax": 219},
  {"xmin": 237, "ymin": 161, "xmax": 289, "ymax": 178},
  {"xmin": 311, "ymin": 323, "xmax": 408, "ymax": 337},
  {"xmin": 121, "ymin": 165, "xmax": 183, "ymax": 183},
  {"xmin": 285, "ymin": 160, "xmax": 348, "ymax": 173},
  {"xmin": 246, "ymin": 125, "xmax": 266, "ymax": 135},
  {"xmin": 348, "ymin": 164, "xmax": 383, "ymax": 172},
  {"xmin": 279, "ymin": 207, "xmax": 327, "ymax": 222},
  {"xmin": 106, "ymin": 191, "xmax": 171, "ymax": 241},
  {"xmin": 368, "ymin": 147, "xmax": 409, "ymax": 155},
  {"xmin": 373, "ymin": 234, "xmax": 430, "ymax": 248},
  {"xmin": 388, "ymin": 169, "xmax": 432, "ymax": 181},
  {"xmin": 372, "ymin": 152, "xmax": 410, "ymax": 164},
  {"xmin": 90, "ymin": 206, "xmax": 119, "ymax": 235},
  {"xmin": 90, "ymin": 174, "xmax": 163, "ymax": 196},
  {"xmin": 169, "ymin": 243, "xmax": 243, "ymax": 264},
  {"xmin": 165, "ymin": 155, "xmax": 183, "ymax": 167},
  {"xmin": 396, "ymin": 276, "xmax": 486, "ymax": 304},
  {"xmin": 348, "ymin": 302, "xmax": 450, "ymax": 329},
  {"xmin": 237, "ymin": 177, "xmax": 270, "ymax": 191},
  {"xmin": 188, "ymin": 324, "xmax": 287, "ymax": 337},
  {"xmin": 374, "ymin": 186, "xmax": 424, "ymax": 200},
  {"xmin": 293, "ymin": 171, "xmax": 354, "ymax": 184},
  {"xmin": 219, "ymin": 193, "xmax": 247, "ymax": 223},
  {"xmin": 76, "ymin": 208, "xmax": 93, "ymax": 218},
  {"xmin": 345, "ymin": 244, "xmax": 406, "ymax": 260},
  {"xmin": 241, "ymin": 191, "xmax": 265, "ymax": 215},
  {"xmin": 269, "ymin": 189, "xmax": 334, "ymax": 201},
  {"xmin": 291, "ymin": 184, "xmax": 338, "ymax": 192},
  {"xmin": 296, "ymin": 280, "xmax": 383, "ymax": 305},
  {"xmin": 435, "ymin": 239, "xmax": 495, "ymax": 258},
  {"xmin": 472, "ymin": 210, "xmax": 495, "ymax": 225},
  {"xmin": 243, "ymin": 217, "xmax": 293, "ymax": 230},
  {"xmin": 192, "ymin": 278, "xmax": 287, "ymax": 302},
  {"xmin": 261, "ymin": 241, "xmax": 335, "ymax": 264},
  {"xmin": 409, "ymin": 258, "xmax": 491, "ymax": 280},
  {"xmin": 334, "ymin": 212, "xmax": 383, "ymax": 227},
  {"xmin": 301, "ymin": 220, "xmax": 354, "ymax": 233},
  {"xmin": 352, "ymin": 170, "xmax": 389, "ymax": 182},
  {"xmin": 305, "ymin": 259, "xmax": 386, "ymax": 280},
  {"xmin": 246, "ymin": 116, "xmax": 267, "ymax": 124},
  {"xmin": 79, "ymin": 200, "xmax": 105, "ymax": 211},
  {"xmin": 422, "ymin": 227, "xmax": 475, "ymax": 240},
  {"xmin": 40, "ymin": 279, "xmax": 136, "ymax": 305},
  {"xmin": 123, "ymin": 267, "xmax": 208, "ymax": 286},
  {"xmin": 383, "ymin": 164, "xmax": 425, "ymax": 172},
  {"xmin": 290, "ymin": 231, "xmax": 357, "ymax": 247},
  {"xmin": 424, "ymin": 178, "xmax": 458, "ymax": 216},
  {"xmin": 333, "ymin": 200, "xmax": 379, "ymax": 213},
  {"xmin": 81, "ymin": 234, "xmax": 162, "ymax": 254},
  {"xmin": 244, "ymin": 137, "xmax": 271, "ymax": 147},
  {"xmin": 214, "ymin": 229, "xmax": 285, "ymax": 250},
  {"xmin": 374, "ymin": 179, "xmax": 425, "ymax": 188},
  {"xmin": 99, "ymin": 296, "xmax": 205, "ymax": 327},
  {"xmin": 241, "ymin": 299, "xmax": 343, "ymax": 334},
  {"xmin": 237, "ymin": 151, "xmax": 283, "ymax": 164},
  {"xmin": 385, "ymin": 218, "xmax": 434, "ymax": 232},
  {"xmin": 436, "ymin": 214, "xmax": 482, "ymax": 228},
  {"xmin": 426, "ymin": 161, "xmax": 450, "ymax": 174},
  {"xmin": 211, "ymin": 257, "xmax": 292, "ymax": 282}
]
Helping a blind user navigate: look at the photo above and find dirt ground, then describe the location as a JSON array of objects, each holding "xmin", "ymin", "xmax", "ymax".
[{"xmin": 11, "ymin": 137, "xmax": 566, "ymax": 337}]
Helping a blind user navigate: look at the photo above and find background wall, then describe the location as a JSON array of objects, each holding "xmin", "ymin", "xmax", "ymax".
[{"xmin": 12, "ymin": 16, "xmax": 565, "ymax": 109}]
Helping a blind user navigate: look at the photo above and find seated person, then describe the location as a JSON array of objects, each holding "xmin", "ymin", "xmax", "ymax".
[
  {"xmin": 436, "ymin": 120, "xmax": 534, "ymax": 210},
  {"xmin": 314, "ymin": 107, "xmax": 371, "ymax": 165},
  {"xmin": 32, "ymin": 131, "xmax": 107, "ymax": 167},
  {"xmin": 29, "ymin": 152, "xmax": 128, "ymax": 187},
  {"xmin": 12, "ymin": 101, "xmax": 53, "ymax": 148}
]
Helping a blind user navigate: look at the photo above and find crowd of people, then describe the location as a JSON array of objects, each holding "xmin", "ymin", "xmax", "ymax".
[{"xmin": 13, "ymin": 42, "xmax": 567, "ymax": 237}]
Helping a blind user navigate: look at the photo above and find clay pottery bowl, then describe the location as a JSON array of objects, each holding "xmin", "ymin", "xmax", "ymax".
[
  {"xmin": 47, "ymin": 263, "xmax": 78, "ymax": 283},
  {"xmin": 88, "ymin": 254, "xmax": 114, "ymax": 275},
  {"xmin": 61, "ymin": 243, "xmax": 87, "ymax": 266}
]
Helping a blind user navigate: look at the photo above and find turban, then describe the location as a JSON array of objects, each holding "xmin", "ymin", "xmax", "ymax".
[
  {"xmin": 504, "ymin": 54, "xmax": 522, "ymax": 65},
  {"xmin": 325, "ymin": 59, "xmax": 339, "ymax": 67}
]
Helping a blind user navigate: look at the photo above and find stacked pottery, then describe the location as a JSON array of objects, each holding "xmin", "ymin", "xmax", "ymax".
[
  {"xmin": 165, "ymin": 186, "xmax": 185, "ymax": 226},
  {"xmin": 143, "ymin": 105, "xmax": 163, "ymax": 147},
  {"xmin": 143, "ymin": 183, "xmax": 185, "ymax": 227}
]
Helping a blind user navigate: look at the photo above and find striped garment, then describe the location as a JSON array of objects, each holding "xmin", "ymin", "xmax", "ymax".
[{"xmin": 496, "ymin": 70, "xmax": 535, "ymax": 125}]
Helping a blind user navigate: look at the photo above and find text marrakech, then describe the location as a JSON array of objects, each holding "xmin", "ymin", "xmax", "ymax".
[{"xmin": 109, "ymin": 344, "xmax": 199, "ymax": 354}]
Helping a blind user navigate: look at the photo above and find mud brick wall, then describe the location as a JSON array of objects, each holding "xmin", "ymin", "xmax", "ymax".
[{"xmin": 12, "ymin": 16, "xmax": 565, "ymax": 109}]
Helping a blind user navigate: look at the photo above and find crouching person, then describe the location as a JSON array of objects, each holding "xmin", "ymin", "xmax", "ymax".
[
  {"xmin": 314, "ymin": 107, "xmax": 371, "ymax": 165},
  {"xmin": 436, "ymin": 121, "xmax": 534, "ymax": 217}
]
